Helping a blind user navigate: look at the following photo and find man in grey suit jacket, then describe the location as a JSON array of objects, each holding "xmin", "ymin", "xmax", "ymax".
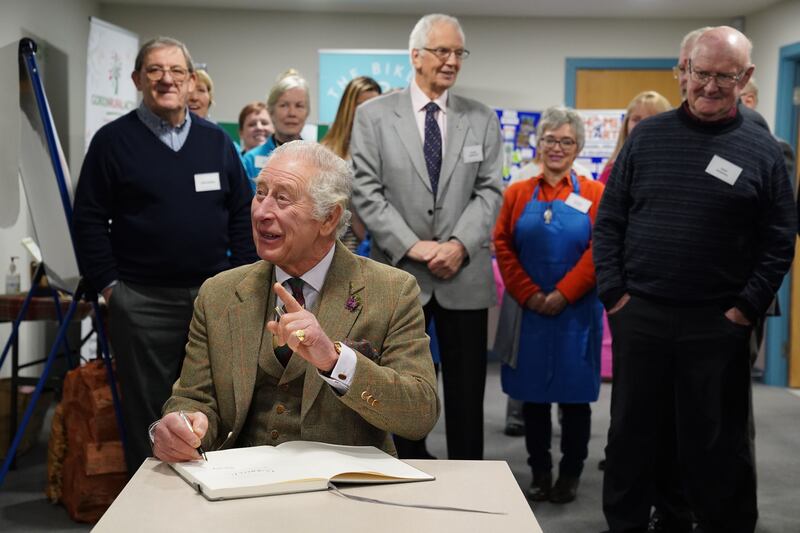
[{"xmin": 351, "ymin": 13, "xmax": 503, "ymax": 460}]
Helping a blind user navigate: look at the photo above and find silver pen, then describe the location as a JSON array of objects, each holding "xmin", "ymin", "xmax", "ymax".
[{"xmin": 178, "ymin": 410, "xmax": 207, "ymax": 461}]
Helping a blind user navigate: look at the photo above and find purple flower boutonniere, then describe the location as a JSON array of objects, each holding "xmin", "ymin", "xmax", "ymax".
[{"xmin": 345, "ymin": 294, "xmax": 361, "ymax": 312}]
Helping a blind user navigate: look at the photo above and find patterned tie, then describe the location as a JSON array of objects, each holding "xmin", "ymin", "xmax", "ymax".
[
  {"xmin": 287, "ymin": 277, "xmax": 306, "ymax": 308},
  {"xmin": 274, "ymin": 278, "xmax": 306, "ymax": 366},
  {"xmin": 423, "ymin": 102, "xmax": 442, "ymax": 196}
]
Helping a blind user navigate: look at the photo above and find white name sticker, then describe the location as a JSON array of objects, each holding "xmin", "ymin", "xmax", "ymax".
[
  {"xmin": 565, "ymin": 192, "xmax": 592, "ymax": 214},
  {"xmin": 462, "ymin": 144, "xmax": 484, "ymax": 164},
  {"xmin": 254, "ymin": 155, "xmax": 269, "ymax": 169},
  {"xmin": 194, "ymin": 172, "xmax": 221, "ymax": 192},
  {"xmin": 705, "ymin": 155, "xmax": 742, "ymax": 186}
]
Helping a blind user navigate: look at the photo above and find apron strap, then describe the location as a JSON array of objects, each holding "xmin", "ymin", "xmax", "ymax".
[
  {"xmin": 533, "ymin": 170, "xmax": 580, "ymax": 201},
  {"xmin": 570, "ymin": 169, "xmax": 580, "ymax": 195}
]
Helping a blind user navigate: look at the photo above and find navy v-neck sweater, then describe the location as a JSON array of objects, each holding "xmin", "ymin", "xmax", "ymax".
[
  {"xmin": 73, "ymin": 111, "xmax": 257, "ymax": 291},
  {"xmin": 593, "ymin": 105, "xmax": 796, "ymax": 321}
]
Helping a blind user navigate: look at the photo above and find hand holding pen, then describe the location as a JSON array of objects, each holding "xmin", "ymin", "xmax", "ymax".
[
  {"xmin": 151, "ymin": 410, "xmax": 209, "ymax": 463},
  {"xmin": 179, "ymin": 410, "xmax": 208, "ymax": 461}
]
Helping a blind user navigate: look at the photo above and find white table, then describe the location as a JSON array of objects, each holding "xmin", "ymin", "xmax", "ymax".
[{"xmin": 92, "ymin": 458, "xmax": 542, "ymax": 533}]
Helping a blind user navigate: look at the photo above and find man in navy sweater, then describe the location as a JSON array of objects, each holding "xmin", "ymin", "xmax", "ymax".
[
  {"xmin": 594, "ymin": 27, "xmax": 796, "ymax": 533},
  {"xmin": 72, "ymin": 37, "xmax": 256, "ymax": 473}
]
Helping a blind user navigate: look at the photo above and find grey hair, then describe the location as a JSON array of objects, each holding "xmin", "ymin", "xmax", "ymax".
[
  {"xmin": 267, "ymin": 69, "xmax": 311, "ymax": 116},
  {"xmin": 408, "ymin": 14, "xmax": 465, "ymax": 53},
  {"xmin": 134, "ymin": 37, "xmax": 194, "ymax": 72},
  {"xmin": 536, "ymin": 106, "xmax": 585, "ymax": 152},
  {"xmin": 680, "ymin": 27, "xmax": 712, "ymax": 54},
  {"xmin": 267, "ymin": 141, "xmax": 352, "ymax": 237}
]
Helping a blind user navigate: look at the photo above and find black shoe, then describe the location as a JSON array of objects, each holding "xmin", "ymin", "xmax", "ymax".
[
  {"xmin": 598, "ymin": 458, "xmax": 606, "ymax": 471},
  {"xmin": 549, "ymin": 475, "xmax": 579, "ymax": 504},
  {"xmin": 526, "ymin": 471, "xmax": 552, "ymax": 501},
  {"xmin": 504, "ymin": 421, "xmax": 525, "ymax": 436}
]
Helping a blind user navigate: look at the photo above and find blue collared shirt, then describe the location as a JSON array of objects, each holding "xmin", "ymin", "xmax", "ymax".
[{"xmin": 135, "ymin": 103, "xmax": 192, "ymax": 151}]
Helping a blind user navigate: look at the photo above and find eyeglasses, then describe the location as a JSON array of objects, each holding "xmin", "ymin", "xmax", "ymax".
[
  {"xmin": 144, "ymin": 66, "xmax": 190, "ymax": 82},
  {"xmin": 540, "ymin": 136, "xmax": 577, "ymax": 149},
  {"xmin": 672, "ymin": 64, "xmax": 687, "ymax": 80},
  {"xmin": 688, "ymin": 60, "xmax": 745, "ymax": 88},
  {"xmin": 421, "ymin": 47, "xmax": 470, "ymax": 61}
]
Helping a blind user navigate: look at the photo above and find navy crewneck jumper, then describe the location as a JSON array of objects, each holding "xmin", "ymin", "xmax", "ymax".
[
  {"xmin": 73, "ymin": 111, "xmax": 257, "ymax": 291},
  {"xmin": 593, "ymin": 104, "xmax": 796, "ymax": 321}
]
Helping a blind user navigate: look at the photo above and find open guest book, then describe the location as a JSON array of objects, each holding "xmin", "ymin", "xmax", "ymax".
[{"xmin": 170, "ymin": 440, "xmax": 435, "ymax": 501}]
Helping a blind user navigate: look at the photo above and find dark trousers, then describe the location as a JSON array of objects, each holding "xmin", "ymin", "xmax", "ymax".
[
  {"xmin": 603, "ymin": 296, "xmax": 757, "ymax": 533},
  {"xmin": 109, "ymin": 281, "xmax": 198, "ymax": 473},
  {"xmin": 524, "ymin": 402, "xmax": 590, "ymax": 478},
  {"xmin": 395, "ymin": 296, "xmax": 487, "ymax": 460}
]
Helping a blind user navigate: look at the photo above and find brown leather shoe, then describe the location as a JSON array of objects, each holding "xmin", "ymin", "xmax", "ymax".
[
  {"xmin": 526, "ymin": 471, "xmax": 552, "ymax": 501},
  {"xmin": 549, "ymin": 475, "xmax": 579, "ymax": 503}
]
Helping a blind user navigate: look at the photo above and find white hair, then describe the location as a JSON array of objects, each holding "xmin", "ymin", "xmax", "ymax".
[
  {"xmin": 536, "ymin": 106, "xmax": 586, "ymax": 152},
  {"xmin": 267, "ymin": 141, "xmax": 352, "ymax": 237},
  {"xmin": 680, "ymin": 27, "xmax": 712, "ymax": 54},
  {"xmin": 267, "ymin": 69, "xmax": 311, "ymax": 116},
  {"xmin": 408, "ymin": 14, "xmax": 464, "ymax": 53}
]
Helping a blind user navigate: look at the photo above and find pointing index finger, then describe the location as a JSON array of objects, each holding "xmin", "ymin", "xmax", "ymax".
[{"xmin": 273, "ymin": 282, "xmax": 303, "ymax": 313}]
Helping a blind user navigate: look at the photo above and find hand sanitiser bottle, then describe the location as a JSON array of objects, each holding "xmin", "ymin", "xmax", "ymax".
[{"xmin": 5, "ymin": 256, "xmax": 20, "ymax": 294}]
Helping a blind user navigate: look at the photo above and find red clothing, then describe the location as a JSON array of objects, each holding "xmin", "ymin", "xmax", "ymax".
[
  {"xmin": 598, "ymin": 159, "xmax": 614, "ymax": 185},
  {"xmin": 494, "ymin": 173, "xmax": 605, "ymax": 306}
]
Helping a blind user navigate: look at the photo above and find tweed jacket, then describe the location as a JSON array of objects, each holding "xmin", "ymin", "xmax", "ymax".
[
  {"xmin": 162, "ymin": 242, "xmax": 439, "ymax": 454},
  {"xmin": 350, "ymin": 88, "xmax": 503, "ymax": 309}
]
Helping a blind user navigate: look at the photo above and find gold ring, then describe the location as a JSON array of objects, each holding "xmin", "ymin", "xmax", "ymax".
[{"xmin": 294, "ymin": 329, "xmax": 306, "ymax": 343}]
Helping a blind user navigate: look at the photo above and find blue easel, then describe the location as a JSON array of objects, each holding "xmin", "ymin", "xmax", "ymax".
[{"xmin": 0, "ymin": 38, "xmax": 126, "ymax": 486}]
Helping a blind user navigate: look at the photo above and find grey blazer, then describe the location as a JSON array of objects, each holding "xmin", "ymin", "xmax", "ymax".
[{"xmin": 350, "ymin": 88, "xmax": 503, "ymax": 310}]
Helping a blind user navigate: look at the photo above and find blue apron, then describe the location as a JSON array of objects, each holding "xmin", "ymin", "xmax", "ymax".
[{"xmin": 501, "ymin": 172, "xmax": 602, "ymax": 403}]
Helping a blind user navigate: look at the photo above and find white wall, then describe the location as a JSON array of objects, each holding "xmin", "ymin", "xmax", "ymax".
[
  {"xmin": 0, "ymin": 0, "xmax": 99, "ymax": 378},
  {"xmin": 98, "ymin": 5, "xmax": 723, "ymax": 125},
  {"xmin": 746, "ymin": 0, "xmax": 800, "ymax": 134}
]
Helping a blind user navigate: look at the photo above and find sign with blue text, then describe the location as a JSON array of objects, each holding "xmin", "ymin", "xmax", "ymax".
[{"xmin": 318, "ymin": 49, "xmax": 412, "ymax": 124}]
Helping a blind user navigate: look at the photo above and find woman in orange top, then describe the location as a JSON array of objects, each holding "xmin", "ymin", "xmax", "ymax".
[{"xmin": 494, "ymin": 106, "xmax": 604, "ymax": 504}]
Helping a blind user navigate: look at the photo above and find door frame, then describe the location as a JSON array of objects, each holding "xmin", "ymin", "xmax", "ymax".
[
  {"xmin": 766, "ymin": 42, "xmax": 800, "ymax": 387},
  {"xmin": 564, "ymin": 58, "xmax": 677, "ymax": 108}
]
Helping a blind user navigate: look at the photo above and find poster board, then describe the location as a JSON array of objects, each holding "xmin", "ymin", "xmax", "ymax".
[
  {"xmin": 18, "ymin": 38, "xmax": 79, "ymax": 292},
  {"xmin": 318, "ymin": 49, "xmax": 411, "ymax": 124},
  {"xmin": 84, "ymin": 18, "xmax": 138, "ymax": 150},
  {"xmin": 495, "ymin": 109, "xmax": 541, "ymax": 187},
  {"xmin": 576, "ymin": 109, "xmax": 625, "ymax": 178}
]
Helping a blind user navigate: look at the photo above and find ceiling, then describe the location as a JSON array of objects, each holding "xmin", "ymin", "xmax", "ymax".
[{"xmin": 99, "ymin": 0, "xmax": 782, "ymax": 19}]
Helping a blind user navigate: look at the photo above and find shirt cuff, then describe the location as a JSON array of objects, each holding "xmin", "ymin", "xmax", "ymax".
[
  {"xmin": 148, "ymin": 419, "xmax": 160, "ymax": 446},
  {"xmin": 318, "ymin": 343, "xmax": 357, "ymax": 393}
]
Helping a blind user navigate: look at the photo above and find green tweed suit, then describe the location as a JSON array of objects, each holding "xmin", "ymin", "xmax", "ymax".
[{"xmin": 162, "ymin": 242, "xmax": 439, "ymax": 455}]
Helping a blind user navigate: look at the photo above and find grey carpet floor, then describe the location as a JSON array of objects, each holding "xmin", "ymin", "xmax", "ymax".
[{"xmin": 1, "ymin": 361, "xmax": 799, "ymax": 532}]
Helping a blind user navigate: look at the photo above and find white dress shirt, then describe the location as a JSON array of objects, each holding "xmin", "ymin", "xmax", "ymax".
[
  {"xmin": 274, "ymin": 244, "xmax": 356, "ymax": 393},
  {"xmin": 409, "ymin": 78, "xmax": 448, "ymax": 154}
]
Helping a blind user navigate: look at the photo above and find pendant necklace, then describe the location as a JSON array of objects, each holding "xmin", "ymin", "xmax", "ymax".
[{"xmin": 543, "ymin": 206, "xmax": 553, "ymax": 224}]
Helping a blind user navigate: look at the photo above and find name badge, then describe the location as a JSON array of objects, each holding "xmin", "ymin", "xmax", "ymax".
[
  {"xmin": 705, "ymin": 155, "xmax": 742, "ymax": 186},
  {"xmin": 254, "ymin": 155, "xmax": 269, "ymax": 169},
  {"xmin": 462, "ymin": 145, "xmax": 483, "ymax": 164},
  {"xmin": 565, "ymin": 193, "xmax": 591, "ymax": 214},
  {"xmin": 194, "ymin": 172, "xmax": 221, "ymax": 192}
]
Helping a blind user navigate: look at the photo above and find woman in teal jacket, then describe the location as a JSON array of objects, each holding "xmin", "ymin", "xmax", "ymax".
[{"xmin": 242, "ymin": 69, "xmax": 310, "ymax": 191}]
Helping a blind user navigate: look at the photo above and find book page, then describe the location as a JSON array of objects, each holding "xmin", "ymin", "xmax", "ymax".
[{"xmin": 171, "ymin": 441, "xmax": 433, "ymax": 499}]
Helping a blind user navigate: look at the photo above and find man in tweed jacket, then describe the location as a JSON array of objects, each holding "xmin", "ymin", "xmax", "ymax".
[{"xmin": 151, "ymin": 141, "xmax": 439, "ymax": 462}]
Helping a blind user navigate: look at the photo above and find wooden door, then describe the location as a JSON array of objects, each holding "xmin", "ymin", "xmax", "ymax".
[
  {"xmin": 575, "ymin": 69, "xmax": 681, "ymax": 109},
  {"xmin": 790, "ymin": 95, "xmax": 800, "ymax": 388}
]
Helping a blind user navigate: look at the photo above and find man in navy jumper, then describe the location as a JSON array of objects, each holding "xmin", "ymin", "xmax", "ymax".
[
  {"xmin": 594, "ymin": 27, "xmax": 796, "ymax": 533},
  {"xmin": 72, "ymin": 37, "xmax": 256, "ymax": 473}
]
